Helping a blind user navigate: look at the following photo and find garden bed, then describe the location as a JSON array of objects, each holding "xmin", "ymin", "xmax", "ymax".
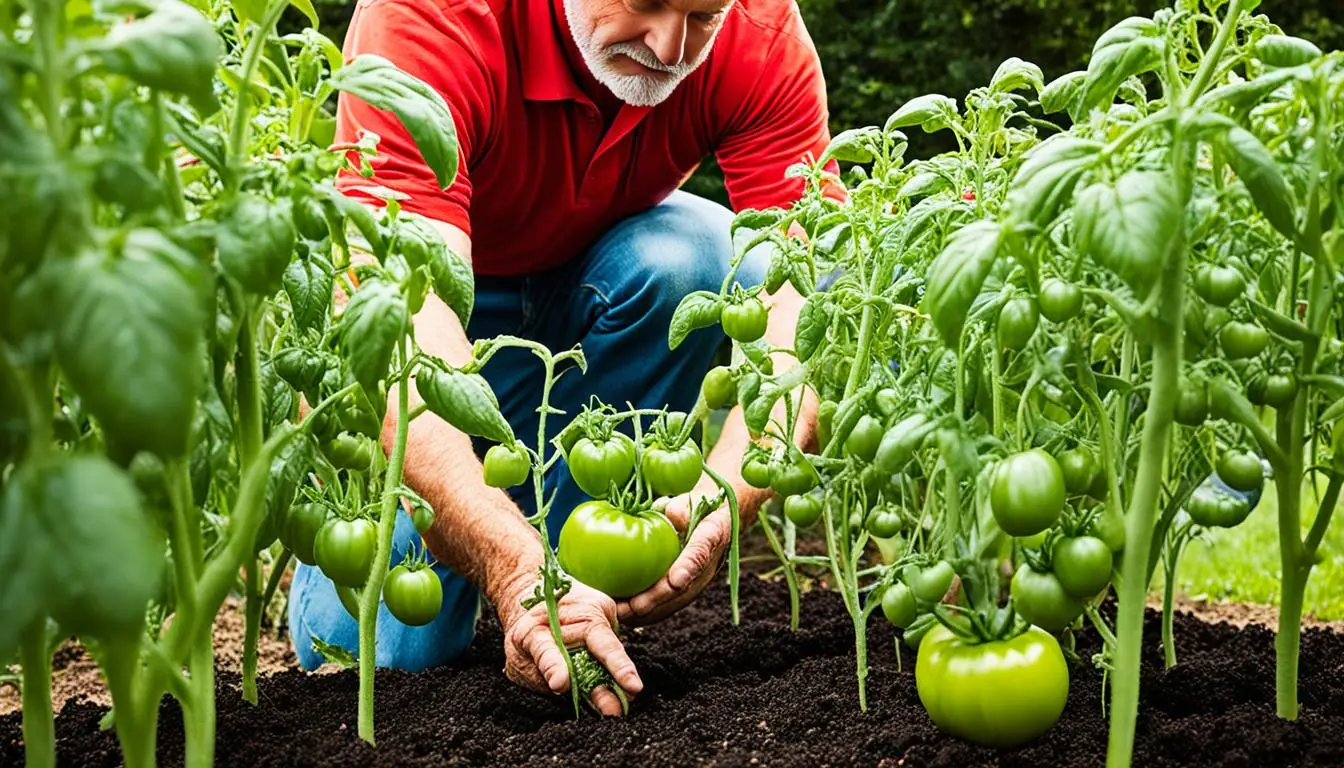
[{"xmin": 3, "ymin": 576, "xmax": 1342, "ymax": 767}]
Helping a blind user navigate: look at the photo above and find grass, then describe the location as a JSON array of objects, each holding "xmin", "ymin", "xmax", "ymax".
[{"xmin": 1168, "ymin": 478, "xmax": 1344, "ymax": 621}]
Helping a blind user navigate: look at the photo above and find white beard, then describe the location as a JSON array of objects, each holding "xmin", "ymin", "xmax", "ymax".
[{"xmin": 563, "ymin": 0, "xmax": 720, "ymax": 107}]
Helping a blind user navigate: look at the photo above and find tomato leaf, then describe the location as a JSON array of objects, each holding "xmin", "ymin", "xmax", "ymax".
[
  {"xmin": 1247, "ymin": 298, "xmax": 1316, "ymax": 344},
  {"xmin": 283, "ymin": 257, "xmax": 333, "ymax": 334},
  {"xmin": 337, "ymin": 277, "xmax": 408, "ymax": 400},
  {"xmin": 54, "ymin": 230, "xmax": 206, "ymax": 461},
  {"xmin": 884, "ymin": 94, "xmax": 959, "ymax": 134},
  {"xmin": 668, "ymin": 291, "xmax": 724, "ymax": 350},
  {"xmin": 744, "ymin": 380, "xmax": 783, "ymax": 436},
  {"xmin": 1006, "ymin": 135, "xmax": 1102, "ymax": 229},
  {"xmin": 163, "ymin": 103, "xmax": 228, "ymax": 179},
  {"xmin": 924, "ymin": 220, "xmax": 1003, "ymax": 347},
  {"xmin": 260, "ymin": 356, "xmax": 299, "ymax": 434},
  {"xmin": 0, "ymin": 455, "xmax": 165, "ymax": 651},
  {"xmin": 1255, "ymin": 35, "xmax": 1322, "ymax": 68},
  {"xmin": 1197, "ymin": 67, "xmax": 1308, "ymax": 114},
  {"xmin": 330, "ymin": 54, "xmax": 459, "ymax": 190},
  {"xmin": 417, "ymin": 367, "xmax": 514, "ymax": 444},
  {"xmin": 1073, "ymin": 171, "xmax": 1181, "ymax": 295},
  {"xmin": 1215, "ymin": 126, "xmax": 1298, "ymax": 241},
  {"xmin": 95, "ymin": 1, "xmax": 222, "ymax": 115},
  {"xmin": 821, "ymin": 127, "xmax": 880, "ymax": 164},
  {"xmin": 795, "ymin": 292, "xmax": 830, "ymax": 363},
  {"xmin": 990, "ymin": 57, "xmax": 1044, "ymax": 95},
  {"xmin": 1079, "ymin": 17, "xmax": 1163, "ymax": 112},
  {"xmin": 217, "ymin": 193, "xmax": 296, "ymax": 295},
  {"xmin": 1039, "ymin": 71, "xmax": 1086, "ymax": 117},
  {"xmin": 730, "ymin": 209, "xmax": 785, "ymax": 242},
  {"xmin": 318, "ymin": 185, "xmax": 387, "ymax": 262},
  {"xmin": 265, "ymin": 433, "xmax": 316, "ymax": 521},
  {"xmin": 392, "ymin": 213, "xmax": 474, "ymax": 325}
]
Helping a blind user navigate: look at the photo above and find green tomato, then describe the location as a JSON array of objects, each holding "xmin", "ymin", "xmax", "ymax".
[
  {"xmin": 701, "ymin": 366, "xmax": 736, "ymax": 410},
  {"xmin": 1193, "ymin": 264, "xmax": 1245, "ymax": 307},
  {"xmin": 323, "ymin": 433, "xmax": 376, "ymax": 472},
  {"xmin": 1219, "ymin": 321, "xmax": 1269, "ymax": 360},
  {"xmin": 881, "ymin": 582, "xmax": 917, "ymax": 628},
  {"xmin": 1089, "ymin": 504, "xmax": 1126, "ymax": 552},
  {"xmin": 642, "ymin": 441, "xmax": 703, "ymax": 497},
  {"xmin": 483, "ymin": 443, "xmax": 530, "ymax": 488},
  {"xmin": 558, "ymin": 500, "xmax": 681, "ymax": 598},
  {"xmin": 910, "ymin": 561, "xmax": 956, "ymax": 603},
  {"xmin": 568, "ymin": 434, "xmax": 636, "ymax": 499},
  {"xmin": 783, "ymin": 494, "xmax": 823, "ymax": 527},
  {"xmin": 844, "ymin": 414, "xmax": 884, "ymax": 462},
  {"xmin": 1011, "ymin": 565, "xmax": 1084, "ymax": 633},
  {"xmin": 1261, "ymin": 372, "xmax": 1298, "ymax": 408},
  {"xmin": 382, "ymin": 565, "xmax": 443, "ymax": 627},
  {"xmin": 721, "ymin": 296, "xmax": 769, "ymax": 343},
  {"xmin": 1174, "ymin": 378, "xmax": 1209, "ymax": 427},
  {"xmin": 990, "ymin": 450, "xmax": 1066, "ymax": 537},
  {"xmin": 1056, "ymin": 446, "xmax": 1100, "ymax": 497},
  {"xmin": 915, "ymin": 624, "xmax": 1069, "ymax": 748},
  {"xmin": 1218, "ymin": 451, "xmax": 1264, "ymax": 493},
  {"xmin": 1052, "ymin": 535, "xmax": 1113, "ymax": 598},
  {"xmin": 997, "ymin": 296, "xmax": 1039, "ymax": 352},
  {"xmin": 866, "ymin": 507, "xmax": 904, "ymax": 539},
  {"xmin": 769, "ymin": 454, "xmax": 820, "ymax": 497},
  {"xmin": 411, "ymin": 503, "xmax": 434, "ymax": 535},
  {"xmin": 741, "ymin": 452, "xmax": 773, "ymax": 489},
  {"xmin": 1186, "ymin": 484, "xmax": 1252, "ymax": 528},
  {"xmin": 1038, "ymin": 279, "xmax": 1083, "ymax": 323},
  {"xmin": 314, "ymin": 518, "xmax": 377, "ymax": 588},
  {"xmin": 282, "ymin": 502, "xmax": 329, "ymax": 566}
]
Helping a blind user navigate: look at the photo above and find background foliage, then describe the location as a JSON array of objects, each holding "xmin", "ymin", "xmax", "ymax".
[{"xmin": 300, "ymin": 0, "xmax": 1342, "ymax": 203}]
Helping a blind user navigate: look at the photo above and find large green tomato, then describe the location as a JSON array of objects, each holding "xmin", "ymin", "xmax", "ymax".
[
  {"xmin": 990, "ymin": 450, "xmax": 1066, "ymax": 537},
  {"xmin": 741, "ymin": 452, "xmax": 773, "ymax": 489},
  {"xmin": 1055, "ymin": 446, "xmax": 1099, "ymax": 497},
  {"xmin": 568, "ymin": 434, "xmax": 636, "ymax": 499},
  {"xmin": 783, "ymin": 493, "xmax": 823, "ymax": 527},
  {"xmin": 910, "ymin": 560, "xmax": 956, "ymax": 603},
  {"xmin": 382, "ymin": 565, "xmax": 443, "ymax": 626},
  {"xmin": 1219, "ymin": 321, "xmax": 1269, "ymax": 359},
  {"xmin": 1186, "ymin": 484, "xmax": 1252, "ymax": 528},
  {"xmin": 1193, "ymin": 264, "xmax": 1245, "ymax": 307},
  {"xmin": 1217, "ymin": 451, "xmax": 1264, "ymax": 493},
  {"xmin": 916, "ymin": 624, "xmax": 1069, "ymax": 748},
  {"xmin": 769, "ymin": 454, "xmax": 820, "ymax": 496},
  {"xmin": 1038, "ymin": 279, "xmax": 1083, "ymax": 323},
  {"xmin": 881, "ymin": 582, "xmax": 917, "ymax": 628},
  {"xmin": 844, "ymin": 414, "xmax": 884, "ymax": 462},
  {"xmin": 996, "ymin": 297, "xmax": 1039, "ymax": 351},
  {"xmin": 642, "ymin": 440, "xmax": 703, "ymax": 496},
  {"xmin": 558, "ymin": 500, "xmax": 681, "ymax": 598},
  {"xmin": 314, "ymin": 518, "xmax": 377, "ymax": 588},
  {"xmin": 1010, "ymin": 565, "xmax": 1084, "ymax": 633}
]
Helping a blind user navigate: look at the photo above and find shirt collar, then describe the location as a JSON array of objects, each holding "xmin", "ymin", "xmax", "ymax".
[{"xmin": 516, "ymin": 0, "xmax": 601, "ymax": 104}]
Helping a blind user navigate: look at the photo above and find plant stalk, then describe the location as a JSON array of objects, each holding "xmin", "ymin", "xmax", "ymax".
[
  {"xmin": 242, "ymin": 558, "xmax": 261, "ymax": 704},
  {"xmin": 357, "ymin": 344, "xmax": 414, "ymax": 743},
  {"xmin": 19, "ymin": 627, "xmax": 55, "ymax": 768},
  {"xmin": 756, "ymin": 506, "xmax": 801, "ymax": 631}
]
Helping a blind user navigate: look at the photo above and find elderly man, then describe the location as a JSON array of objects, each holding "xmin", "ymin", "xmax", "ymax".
[{"xmin": 288, "ymin": 0, "xmax": 833, "ymax": 714}]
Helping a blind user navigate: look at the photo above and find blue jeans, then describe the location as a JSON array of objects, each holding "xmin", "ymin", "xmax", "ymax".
[{"xmin": 289, "ymin": 191, "xmax": 768, "ymax": 671}]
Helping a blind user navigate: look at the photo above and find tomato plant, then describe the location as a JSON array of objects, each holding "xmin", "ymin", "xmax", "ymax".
[
  {"xmin": 568, "ymin": 433, "xmax": 637, "ymax": 499},
  {"xmin": 990, "ymin": 451, "xmax": 1066, "ymax": 537}
]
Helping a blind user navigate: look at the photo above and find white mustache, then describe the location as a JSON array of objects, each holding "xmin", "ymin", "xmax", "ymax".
[{"xmin": 601, "ymin": 41, "xmax": 685, "ymax": 74}]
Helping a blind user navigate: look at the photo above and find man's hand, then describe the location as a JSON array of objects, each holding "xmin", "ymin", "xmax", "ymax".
[
  {"xmin": 495, "ymin": 573, "xmax": 642, "ymax": 716},
  {"xmin": 616, "ymin": 491, "xmax": 733, "ymax": 626}
]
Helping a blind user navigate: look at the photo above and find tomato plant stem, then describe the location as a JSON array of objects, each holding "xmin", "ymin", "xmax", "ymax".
[
  {"xmin": 102, "ymin": 639, "xmax": 157, "ymax": 768},
  {"xmin": 184, "ymin": 635, "xmax": 216, "ymax": 768},
  {"xmin": 1106, "ymin": 133, "xmax": 1195, "ymax": 768},
  {"xmin": 1161, "ymin": 533, "xmax": 1187, "ymax": 670},
  {"xmin": 242, "ymin": 557, "xmax": 261, "ymax": 705},
  {"xmin": 19, "ymin": 627, "xmax": 54, "ymax": 768},
  {"xmin": 704, "ymin": 466, "xmax": 741, "ymax": 625},
  {"xmin": 756, "ymin": 505, "xmax": 801, "ymax": 631},
  {"xmin": 236, "ymin": 300, "xmax": 265, "ymax": 467},
  {"xmin": 226, "ymin": 0, "xmax": 290, "ymax": 182},
  {"xmin": 358, "ymin": 342, "xmax": 414, "ymax": 743}
]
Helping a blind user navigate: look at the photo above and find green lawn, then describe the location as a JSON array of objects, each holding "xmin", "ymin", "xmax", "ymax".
[{"xmin": 1168, "ymin": 479, "xmax": 1344, "ymax": 621}]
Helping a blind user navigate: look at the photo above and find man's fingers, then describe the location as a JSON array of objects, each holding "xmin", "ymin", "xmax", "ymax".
[
  {"xmin": 589, "ymin": 686, "xmax": 625, "ymax": 717},
  {"xmin": 524, "ymin": 626, "xmax": 571, "ymax": 693},
  {"xmin": 584, "ymin": 623, "xmax": 643, "ymax": 694},
  {"xmin": 667, "ymin": 517, "xmax": 728, "ymax": 590}
]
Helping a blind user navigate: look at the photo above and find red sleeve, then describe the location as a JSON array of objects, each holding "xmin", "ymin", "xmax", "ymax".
[
  {"xmin": 713, "ymin": 10, "xmax": 839, "ymax": 212},
  {"xmin": 334, "ymin": 0, "xmax": 497, "ymax": 235}
]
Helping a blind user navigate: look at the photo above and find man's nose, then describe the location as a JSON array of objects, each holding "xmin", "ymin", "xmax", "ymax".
[{"xmin": 644, "ymin": 13, "xmax": 687, "ymax": 67}]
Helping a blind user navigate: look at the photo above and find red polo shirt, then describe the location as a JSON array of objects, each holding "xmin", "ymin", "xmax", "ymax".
[{"xmin": 334, "ymin": 0, "xmax": 834, "ymax": 276}]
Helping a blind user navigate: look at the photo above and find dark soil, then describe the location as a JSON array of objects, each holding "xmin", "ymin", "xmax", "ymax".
[{"xmin": 3, "ymin": 576, "xmax": 1344, "ymax": 767}]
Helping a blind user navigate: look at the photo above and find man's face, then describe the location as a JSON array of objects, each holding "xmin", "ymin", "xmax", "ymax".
[{"xmin": 564, "ymin": 0, "xmax": 734, "ymax": 107}]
